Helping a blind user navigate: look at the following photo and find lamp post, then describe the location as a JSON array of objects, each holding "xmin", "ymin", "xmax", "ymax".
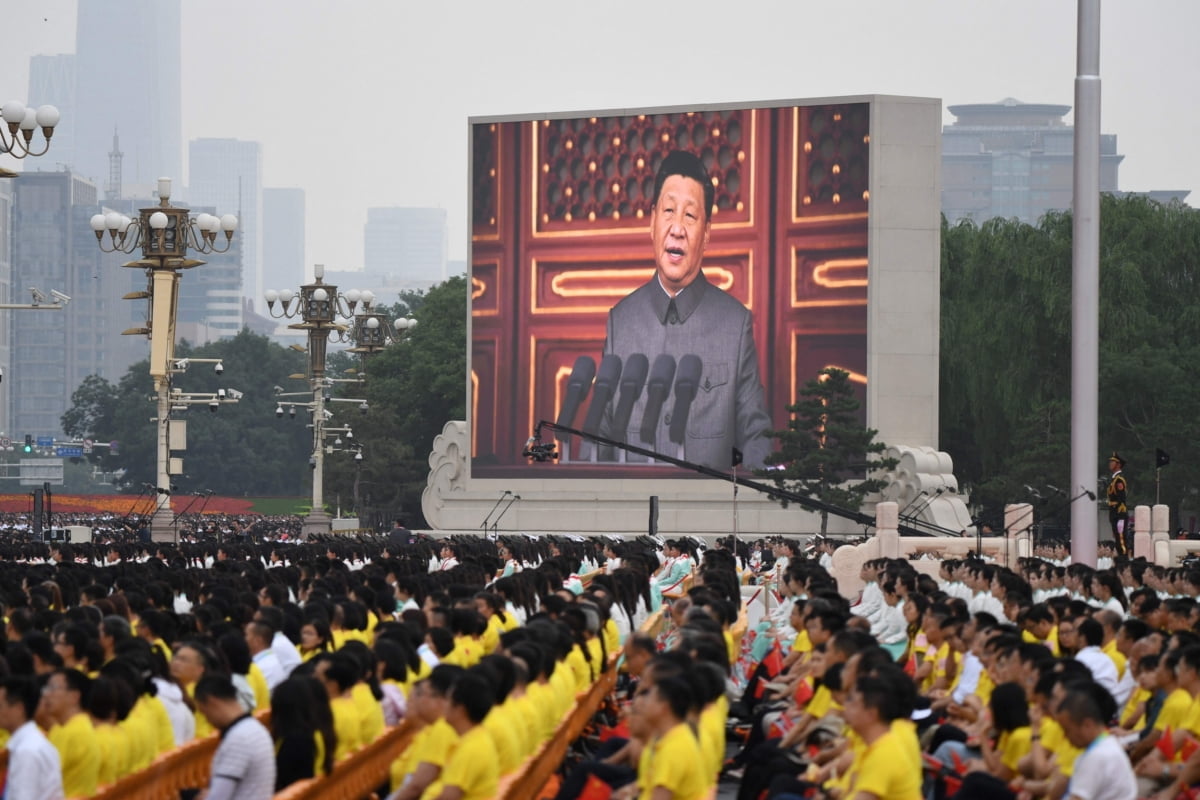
[
  {"xmin": 0, "ymin": 100, "xmax": 61, "ymax": 178},
  {"xmin": 89, "ymin": 177, "xmax": 237, "ymax": 540},
  {"xmin": 265, "ymin": 265, "xmax": 415, "ymax": 537}
]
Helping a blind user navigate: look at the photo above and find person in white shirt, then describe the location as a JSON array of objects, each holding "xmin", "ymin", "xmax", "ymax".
[
  {"xmin": 851, "ymin": 559, "xmax": 885, "ymax": 621},
  {"xmin": 435, "ymin": 543, "xmax": 460, "ymax": 572},
  {"xmin": 0, "ymin": 674, "xmax": 64, "ymax": 800},
  {"xmin": 1066, "ymin": 618, "xmax": 1120, "ymax": 703},
  {"xmin": 250, "ymin": 604, "xmax": 300, "ymax": 681},
  {"xmin": 245, "ymin": 622, "xmax": 286, "ymax": 691},
  {"xmin": 1055, "ymin": 682, "xmax": 1137, "ymax": 800}
]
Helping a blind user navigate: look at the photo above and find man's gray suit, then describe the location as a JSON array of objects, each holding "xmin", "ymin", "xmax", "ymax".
[{"xmin": 600, "ymin": 270, "xmax": 772, "ymax": 470}]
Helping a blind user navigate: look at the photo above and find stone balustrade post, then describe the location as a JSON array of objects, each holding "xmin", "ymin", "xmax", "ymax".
[
  {"xmin": 1152, "ymin": 504, "xmax": 1171, "ymax": 566},
  {"xmin": 877, "ymin": 501, "xmax": 900, "ymax": 559},
  {"xmin": 1133, "ymin": 505, "xmax": 1152, "ymax": 560},
  {"xmin": 1004, "ymin": 503, "xmax": 1033, "ymax": 569}
]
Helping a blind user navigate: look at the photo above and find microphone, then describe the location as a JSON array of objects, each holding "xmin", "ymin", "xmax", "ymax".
[
  {"xmin": 610, "ymin": 353, "xmax": 649, "ymax": 437},
  {"xmin": 668, "ymin": 355, "xmax": 702, "ymax": 444},
  {"xmin": 555, "ymin": 356, "xmax": 596, "ymax": 429},
  {"xmin": 582, "ymin": 354, "xmax": 622, "ymax": 435},
  {"xmin": 639, "ymin": 354, "xmax": 677, "ymax": 444},
  {"xmin": 1084, "ymin": 489, "xmax": 1097, "ymax": 501}
]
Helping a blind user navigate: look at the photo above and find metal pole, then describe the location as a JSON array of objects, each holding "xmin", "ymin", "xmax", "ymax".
[
  {"xmin": 153, "ymin": 379, "xmax": 174, "ymax": 540},
  {"xmin": 1070, "ymin": 0, "xmax": 1102, "ymax": 567}
]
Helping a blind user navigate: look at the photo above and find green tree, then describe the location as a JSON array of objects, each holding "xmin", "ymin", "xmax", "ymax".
[
  {"xmin": 324, "ymin": 276, "xmax": 467, "ymax": 527},
  {"xmin": 939, "ymin": 195, "xmax": 1200, "ymax": 527},
  {"xmin": 763, "ymin": 367, "xmax": 897, "ymax": 534},
  {"xmin": 61, "ymin": 330, "xmax": 311, "ymax": 497}
]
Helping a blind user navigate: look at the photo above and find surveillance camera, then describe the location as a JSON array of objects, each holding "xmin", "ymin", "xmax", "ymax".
[
  {"xmin": 354, "ymin": 451, "xmax": 363, "ymax": 463},
  {"xmin": 346, "ymin": 428, "xmax": 354, "ymax": 440},
  {"xmin": 275, "ymin": 405, "xmax": 284, "ymax": 418},
  {"xmin": 227, "ymin": 388, "xmax": 243, "ymax": 400},
  {"xmin": 173, "ymin": 359, "xmax": 187, "ymax": 370},
  {"xmin": 273, "ymin": 385, "xmax": 283, "ymax": 395},
  {"xmin": 50, "ymin": 289, "xmax": 71, "ymax": 304},
  {"xmin": 289, "ymin": 405, "xmax": 296, "ymax": 419},
  {"xmin": 214, "ymin": 362, "xmax": 224, "ymax": 375},
  {"xmin": 0, "ymin": 366, "xmax": 4, "ymax": 383},
  {"xmin": 359, "ymin": 401, "xmax": 369, "ymax": 415},
  {"xmin": 308, "ymin": 456, "xmax": 316, "ymax": 470},
  {"xmin": 208, "ymin": 400, "xmax": 219, "ymax": 413},
  {"xmin": 217, "ymin": 388, "xmax": 227, "ymax": 400}
]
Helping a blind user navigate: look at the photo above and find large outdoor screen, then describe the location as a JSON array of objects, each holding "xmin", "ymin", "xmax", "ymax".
[{"xmin": 470, "ymin": 101, "xmax": 869, "ymax": 478}]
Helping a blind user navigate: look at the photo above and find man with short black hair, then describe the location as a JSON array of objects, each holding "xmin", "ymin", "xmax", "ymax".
[
  {"xmin": 0, "ymin": 675, "xmax": 62, "ymax": 800},
  {"xmin": 1056, "ymin": 681, "xmax": 1136, "ymax": 800},
  {"xmin": 244, "ymin": 621, "xmax": 285, "ymax": 691},
  {"xmin": 42, "ymin": 668, "xmax": 100, "ymax": 797},
  {"xmin": 427, "ymin": 672, "xmax": 498, "ymax": 800},
  {"xmin": 194, "ymin": 674, "xmax": 275, "ymax": 799},
  {"xmin": 599, "ymin": 149, "xmax": 772, "ymax": 471}
]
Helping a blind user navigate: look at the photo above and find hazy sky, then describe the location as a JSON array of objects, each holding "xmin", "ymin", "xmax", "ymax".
[{"xmin": 4, "ymin": 1, "xmax": 1198, "ymax": 280}]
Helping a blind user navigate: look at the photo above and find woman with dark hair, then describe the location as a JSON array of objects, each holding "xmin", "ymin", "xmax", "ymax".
[
  {"xmin": 87, "ymin": 675, "xmax": 133, "ymax": 786},
  {"xmin": 900, "ymin": 592, "xmax": 931, "ymax": 672},
  {"xmin": 271, "ymin": 675, "xmax": 337, "ymax": 789},
  {"xmin": 981, "ymin": 681, "xmax": 1033, "ymax": 783},
  {"xmin": 373, "ymin": 637, "xmax": 409, "ymax": 726},
  {"xmin": 1093, "ymin": 571, "xmax": 1128, "ymax": 615},
  {"xmin": 298, "ymin": 617, "xmax": 333, "ymax": 662}
]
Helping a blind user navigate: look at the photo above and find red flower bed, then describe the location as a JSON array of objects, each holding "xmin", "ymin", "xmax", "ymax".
[{"xmin": 0, "ymin": 494, "xmax": 256, "ymax": 515}]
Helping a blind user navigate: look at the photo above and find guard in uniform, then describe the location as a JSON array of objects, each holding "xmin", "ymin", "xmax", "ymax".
[{"xmin": 1106, "ymin": 452, "xmax": 1128, "ymax": 555}]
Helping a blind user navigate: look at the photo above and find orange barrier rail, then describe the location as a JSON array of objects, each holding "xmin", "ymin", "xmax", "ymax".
[
  {"xmin": 579, "ymin": 568, "xmax": 605, "ymax": 587},
  {"xmin": 273, "ymin": 719, "xmax": 418, "ymax": 800}
]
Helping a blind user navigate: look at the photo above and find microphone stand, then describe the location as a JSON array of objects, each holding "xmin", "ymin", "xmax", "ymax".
[
  {"xmin": 174, "ymin": 492, "xmax": 207, "ymax": 544},
  {"xmin": 491, "ymin": 494, "xmax": 520, "ymax": 536},
  {"xmin": 480, "ymin": 491, "xmax": 511, "ymax": 533},
  {"xmin": 898, "ymin": 491, "xmax": 929, "ymax": 518}
]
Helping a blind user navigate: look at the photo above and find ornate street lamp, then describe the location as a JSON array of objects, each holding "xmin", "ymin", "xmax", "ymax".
[
  {"xmin": 89, "ymin": 177, "xmax": 237, "ymax": 541},
  {"xmin": 0, "ymin": 100, "xmax": 61, "ymax": 177},
  {"xmin": 265, "ymin": 265, "xmax": 414, "ymax": 537}
]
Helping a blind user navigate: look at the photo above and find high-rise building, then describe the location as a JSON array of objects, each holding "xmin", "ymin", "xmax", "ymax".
[
  {"xmin": 74, "ymin": 0, "xmax": 182, "ymax": 193},
  {"xmin": 10, "ymin": 171, "xmax": 140, "ymax": 439},
  {"xmin": 262, "ymin": 187, "xmax": 306, "ymax": 297},
  {"xmin": 941, "ymin": 97, "xmax": 1123, "ymax": 225},
  {"xmin": 363, "ymin": 207, "xmax": 447, "ymax": 288},
  {"xmin": 27, "ymin": 54, "xmax": 76, "ymax": 172},
  {"xmin": 188, "ymin": 138, "xmax": 262, "ymax": 309}
]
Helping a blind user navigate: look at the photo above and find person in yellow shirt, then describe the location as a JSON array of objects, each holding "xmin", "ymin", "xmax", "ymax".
[
  {"xmin": 839, "ymin": 671, "xmax": 922, "ymax": 800},
  {"xmin": 42, "ymin": 668, "xmax": 102, "ymax": 798},
  {"xmin": 426, "ymin": 672, "xmax": 500, "ymax": 800},
  {"xmin": 340, "ymin": 641, "xmax": 386, "ymax": 745},
  {"xmin": 614, "ymin": 674, "xmax": 708, "ymax": 800},
  {"xmin": 470, "ymin": 658, "xmax": 522, "ymax": 776},
  {"xmin": 474, "ymin": 592, "xmax": 513, "ymax": 653},
  {"xmin": 389, "ymin": 666, "xmax": 462, "ymax": 800},
  {"xmin": 86, "ymin": 675, "xmax": 131, "ymax": 786},
  {"xmin": 313, "ymin": 652, "xmax": 365, "ymax": 762},
  {"xmin": 299, "ymin": 618, "xmax": 334, "ymax": 663}
]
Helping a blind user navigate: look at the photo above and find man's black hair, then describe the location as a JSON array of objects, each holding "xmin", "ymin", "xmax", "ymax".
[
  {"xmin": 653, "ymin": 150, "xmax": 714, "ymax": 220},
  {"xmin": 1058, "ymin": 680, "xmax": 1117, "ymax": 725},
  {"xmin": 450, "ymin": 672, "xmax": 495, "ymax": 724},
  {"xmin": 428, "ymin": 664, "xmax": 465, "ymax": 697},
  {"xmin": 0, "ymin": 676, "xmax": 39, "ymax": 719},
  {"xmin": 653, "ymin": 674, "xmax": 694, "ymax": 721},
  {"xmin": 1077, "ymin": 618, "xmax": 1104, "ymax": 648},
  {"xmin": 194, "ymin": 673, "xmax": 238, "ymax": 703}
]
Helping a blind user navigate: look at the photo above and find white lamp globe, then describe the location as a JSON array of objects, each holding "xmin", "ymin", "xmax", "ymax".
[
  {"xmin": 34, "ymin": 105, "xmax": 60, "ymax": 128},
  {"xmin": 312, "ymin": 288, "xmax": 328, "ymax": 302},
  {"xmin": 149, "ymin": 211, "xmax": 169, "ymax": 230}
]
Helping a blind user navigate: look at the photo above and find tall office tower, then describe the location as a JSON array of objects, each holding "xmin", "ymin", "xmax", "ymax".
[
  {"xmin": 941, "ymin": 98, "xmax": 1124, "ymax": 225},
  {"xmin": 10, "ymin": 171, "xmax": 140, "ymax": 439},
  {"xmin": 27, "ymin": 54, "xmax": 76, "ymax": 172},
  {"xmin": 173, "ymin": 202, "xmax": 243, "ymax": 342},
  {"xmin": 262, "ymin": 187, "xmax": 306, "ymax": 296},
  {"xmin": 74, "ymin": 0, "xmax": 182, "ymax": 192},
  {"xmin": 0, "ymin": 181, "xmax": 11, "ymax": 434},
  {"xmin": 363, "ymin": 207, "xmax": 448, "ymax": 288},
  {"xmin": 189, "ymin": 138, "xmax": 262, "ymax": 306}
]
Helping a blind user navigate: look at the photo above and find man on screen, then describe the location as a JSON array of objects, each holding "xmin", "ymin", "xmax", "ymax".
[{"xmin": 600, "ymin": 149, "xmax": 772, "ymax": 470}]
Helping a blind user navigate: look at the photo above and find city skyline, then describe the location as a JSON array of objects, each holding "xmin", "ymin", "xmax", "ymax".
[{"xmin": 3, "ymin": 0, "xmax": 1198, "ymax": 279}]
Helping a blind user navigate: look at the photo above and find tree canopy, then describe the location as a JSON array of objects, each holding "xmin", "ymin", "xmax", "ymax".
[{"xmin": 940, "ymin": 194, "xmax": 1200, "ymax": 527}]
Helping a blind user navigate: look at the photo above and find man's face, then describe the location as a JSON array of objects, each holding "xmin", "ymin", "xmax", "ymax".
[{"xmin": 650, "ymin": 174, "xmax": 710, "ymax": 294}]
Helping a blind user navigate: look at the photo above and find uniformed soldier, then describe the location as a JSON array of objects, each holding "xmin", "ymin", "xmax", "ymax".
[{"xmin": 1106, "ymin": 452, "xmax": 1128, "ymax": 555}]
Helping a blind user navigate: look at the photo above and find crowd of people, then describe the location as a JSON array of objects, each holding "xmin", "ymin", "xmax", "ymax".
[{"xmin": 0, "ymin": 520, "xmax": 1197, "ymax": 800}]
